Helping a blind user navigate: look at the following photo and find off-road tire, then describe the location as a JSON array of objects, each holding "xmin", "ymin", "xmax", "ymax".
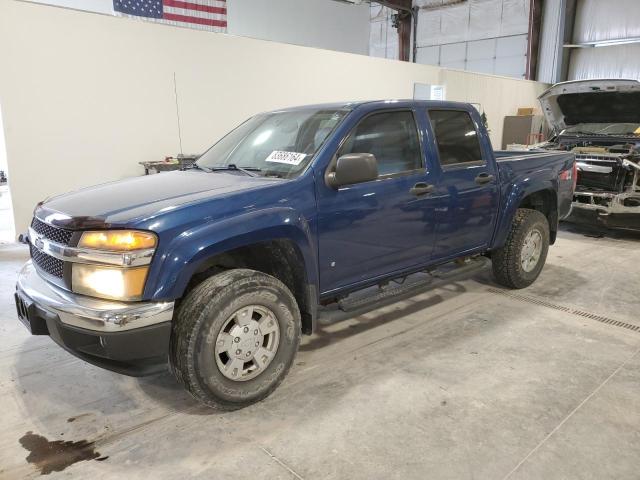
[
  {"xmin": 492, "ymin": 208, "xmax": 550, "ymax": 289},
  {"xmin": 169, "ymin": 269, "xmax": 301, "ymax": 410}
]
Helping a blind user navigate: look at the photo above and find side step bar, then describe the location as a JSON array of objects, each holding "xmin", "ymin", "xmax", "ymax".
[{"xmin": 336, "ymin": 256, "xmax": 490, "ymax": 313}]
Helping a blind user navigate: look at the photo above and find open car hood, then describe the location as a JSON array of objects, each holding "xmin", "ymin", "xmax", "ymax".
[{"xmin": 538, "ymin": 79, "xmax": 640, "ymax": 134}]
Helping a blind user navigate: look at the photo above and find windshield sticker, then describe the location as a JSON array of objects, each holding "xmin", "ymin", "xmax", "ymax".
[{"xmin": 265, "ymin": 151, "xmax": 307, "ymax": 166}]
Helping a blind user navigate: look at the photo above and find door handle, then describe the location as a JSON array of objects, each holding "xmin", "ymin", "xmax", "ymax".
[
  {"xmin": 475, "ymin": 173, "xmax": 495, "ymax": 185},
  {"xmin": 410, "ymin": 182, "xmax": 434, "ymax": 196}
]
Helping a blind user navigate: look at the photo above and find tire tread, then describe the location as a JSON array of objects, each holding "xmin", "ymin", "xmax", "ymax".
[
  {"xmin": 492, "ymin": 208, "xmax": 549, "ymax": 289},
  {"xmin": 169, "ymin": 269, "xmax": 300, "ymax": 410}
]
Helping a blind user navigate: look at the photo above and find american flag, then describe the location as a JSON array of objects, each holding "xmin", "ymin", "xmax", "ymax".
[{"xmin": 113, "ymin": 0, "xmax": 227, "ymax": 32}]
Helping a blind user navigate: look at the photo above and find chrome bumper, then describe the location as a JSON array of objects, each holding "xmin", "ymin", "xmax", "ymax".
[{"xmin": 16, "ymin": 260, "xmax": 174, "ymax": 333}]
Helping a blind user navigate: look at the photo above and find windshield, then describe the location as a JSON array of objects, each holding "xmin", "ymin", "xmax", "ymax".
[
  {"xmin": 562, "ymin": 123, "xmax": 640, "ymax": 136},
  {"xmin": 196, "ymin": 108, "xmax": 349, "ymax": 179}
]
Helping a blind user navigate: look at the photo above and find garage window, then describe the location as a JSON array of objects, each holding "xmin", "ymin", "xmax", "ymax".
[
  {"xmin": 338, "ymin": 111, "xmax": 422, "ymax": 176},
  {"xmin": 428, "ymin": 110, "xmax": 483, "ymax": 166}
]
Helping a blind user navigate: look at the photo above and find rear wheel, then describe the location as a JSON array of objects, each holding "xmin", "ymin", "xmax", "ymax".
[
  {"xmin": 169, "ymin": 269, "xmax": 301, "ymax": 409},
  {"xmin": 492, "ymin": 208, "xmax": 550, "ymax": 289}
]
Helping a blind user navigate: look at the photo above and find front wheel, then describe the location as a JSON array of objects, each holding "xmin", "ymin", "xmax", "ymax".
[
  {"xmin": 491, "ymin": 208, "xmax": 550, "ymax": 289},
  {"xmin": 169, "ymin": 269, "xmax": 301, "ymax": 409}
]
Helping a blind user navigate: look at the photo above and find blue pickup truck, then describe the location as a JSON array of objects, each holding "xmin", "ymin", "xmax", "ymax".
[{"xmin": 15, "ymin": 100, "xmax": 575, "ymax": 409}]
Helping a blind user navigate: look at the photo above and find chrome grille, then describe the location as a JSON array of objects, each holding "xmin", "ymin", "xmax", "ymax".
[
  {"xmin": 575, "ymin": 153, "xmax": 622, "ymax": 163},
  {"xmin": 30, "ymin": 244, "xmax": 64, "ymax": 278},
  {"xmin": 30, "ymin": 217, "xmax": 73, "ymax": 245}
]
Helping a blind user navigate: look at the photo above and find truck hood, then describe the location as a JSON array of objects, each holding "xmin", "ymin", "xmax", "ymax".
[
  {"xmin": 37, "ymin": 170, "xmax": 281, "ymax": 229},
  {"xmin": 538, "ymin": 79, "xmax": 640, "ymax": 134}
]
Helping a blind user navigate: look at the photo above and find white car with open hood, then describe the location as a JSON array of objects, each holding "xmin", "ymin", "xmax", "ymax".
[{"xmin": 538, "ymin": 79, "xmax": 640, "ymax": 231}]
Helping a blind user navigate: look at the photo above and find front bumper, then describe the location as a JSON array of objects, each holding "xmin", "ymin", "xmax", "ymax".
[
  {"xmin": 566, "ymin": 191, "xmax": 640, "ymax": 232},
  {"xmin": 15, "ymin": 261, "xmax": 174, "ymax": 376},
  {"xmin": 565, "ymin": 205, "xmax": 640, "ymax": 232}
]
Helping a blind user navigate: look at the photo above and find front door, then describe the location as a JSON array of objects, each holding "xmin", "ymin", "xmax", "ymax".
[{"xmin": 316, "ymin": 109, "xmax": 440, "ymax": 294}]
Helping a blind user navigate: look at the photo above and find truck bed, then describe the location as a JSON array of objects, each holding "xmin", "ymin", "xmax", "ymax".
[
  {"xmin": 494, "ymin": 149, "xmax": 576, "ymax": 222},
  {"xmin": 494, "ymin": 149, "xmax": 567, "ymax": 161},
  {"xmin": 494, "ymin": 149, "xmax": 574, "ymax": 169}
]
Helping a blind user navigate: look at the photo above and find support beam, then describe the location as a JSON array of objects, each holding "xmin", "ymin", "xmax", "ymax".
[
  {"xmin": 376, "ymin": 0, "xmax": 411, "ymax": 13},
  {"xmin": 377, "ymin": 0, "xmax": 413, "ymax": 62},
  {"xmin": 526, "ymin": 0, "xmax": 543, "ymax": 80}
]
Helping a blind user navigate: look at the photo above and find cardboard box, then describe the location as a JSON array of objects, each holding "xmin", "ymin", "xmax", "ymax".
[{"xmin": 517, "ymin": 107, "xmax": 535, "ymax": 116}]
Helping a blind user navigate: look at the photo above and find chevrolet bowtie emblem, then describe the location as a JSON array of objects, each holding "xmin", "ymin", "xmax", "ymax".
[{"xmin": 34, "ymin": 235, "xmax": 44, "ymax": 250}]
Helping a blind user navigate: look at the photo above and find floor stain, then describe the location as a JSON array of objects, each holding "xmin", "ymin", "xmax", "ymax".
[
  {"xmin": 19, "ymin": 431, "xmax": 104, "ymax": 475},
  {"xmin": 67, "ymin": 413, "xmax": 92, "ymax": 423}
]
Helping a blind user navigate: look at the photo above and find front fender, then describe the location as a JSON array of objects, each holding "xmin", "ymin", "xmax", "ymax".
[
  {"xmin": 493, "ymin": 175, "xmax": 558, "ymax": 249},
  {"xmin": 144, "ymin": 207, "xmax": 317, "ymax": 301}
]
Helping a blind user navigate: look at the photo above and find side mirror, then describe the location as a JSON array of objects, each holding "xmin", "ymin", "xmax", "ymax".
[{"xmin": 326, "ymin": 153, "xmax": 378, "ymax": 189}]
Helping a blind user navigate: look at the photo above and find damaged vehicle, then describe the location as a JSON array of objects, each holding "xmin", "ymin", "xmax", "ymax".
[{"xmin": 538, "ymin": 79, "xmax": 640, "ymax": 231}]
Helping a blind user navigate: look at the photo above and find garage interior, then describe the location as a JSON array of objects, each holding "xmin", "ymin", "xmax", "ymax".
[{"xmin": 1, "ymin": 0, "xmax": 639, "ymax": 478}]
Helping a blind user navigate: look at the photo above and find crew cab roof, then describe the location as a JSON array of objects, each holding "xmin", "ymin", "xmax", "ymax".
[{"xmin": 265, "ymin": 99, "xmax": 478, "ymax": 114}]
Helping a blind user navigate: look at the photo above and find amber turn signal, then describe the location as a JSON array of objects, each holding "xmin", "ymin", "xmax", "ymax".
[{"xmin": 78, "ymin": 230, "xmax": 157, "ymax": 251}]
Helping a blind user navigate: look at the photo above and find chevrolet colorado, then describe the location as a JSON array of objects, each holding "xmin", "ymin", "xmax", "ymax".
[{"xmin": 15, "ymin": 100, "xmax": 575, "ymax": 409}]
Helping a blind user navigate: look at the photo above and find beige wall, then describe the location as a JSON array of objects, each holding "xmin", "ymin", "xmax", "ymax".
[{"xmin": 0, "ymin": 1, "xmax": 548, "ymax": 236}]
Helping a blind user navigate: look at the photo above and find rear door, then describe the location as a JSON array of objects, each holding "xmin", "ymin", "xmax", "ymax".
[
  {"xmin": 426, "ymin": 109, "xmax": 499, "ymax": 260},
  {"xmin": 316, "ymin": 108, "xmax": 440, "ymax": 294}
]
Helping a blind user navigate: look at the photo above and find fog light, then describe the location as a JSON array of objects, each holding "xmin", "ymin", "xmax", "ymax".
[{"xmin": 72, "ymin": 264, "xmax": 149, "ymax": 301}]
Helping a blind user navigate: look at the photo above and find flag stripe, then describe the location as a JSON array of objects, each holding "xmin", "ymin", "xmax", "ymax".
[
  {"xmin": 164, "ymin": 6, "xmax": 225, "ymax": 20},
  {"xmin": 163, "ymin": 11, "xmax": 227, "ymax": 27},
  {"xmin": 157, "ymin": 18, "xmax": 218, "ymax": 30},
  {"xmin": 163, "ymin": 0, "xmax": 226, "ymax": 15}
]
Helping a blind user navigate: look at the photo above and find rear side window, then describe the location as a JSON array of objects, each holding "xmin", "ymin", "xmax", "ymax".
[
  {"xmin": 428, "ymin": 110, "xmax": 483, "ymax": 166},
  {"xmin": 338, "ymin": 111, "xmax": 422, "ymax": 176}
]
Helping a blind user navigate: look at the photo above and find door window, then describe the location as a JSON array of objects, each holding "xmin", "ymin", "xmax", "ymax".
[
  {"xmin": 428, "ymin": 110, "xmax": 483, "ymax": 166},
  {"xmin": 338, "ymin": 111, "xmax": 422, "ymax": 176}
]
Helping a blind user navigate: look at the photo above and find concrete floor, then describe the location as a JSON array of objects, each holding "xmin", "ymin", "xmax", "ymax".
[{"xmin": 1, "ymin": 225, "xmax": 639, "ymax": 479}]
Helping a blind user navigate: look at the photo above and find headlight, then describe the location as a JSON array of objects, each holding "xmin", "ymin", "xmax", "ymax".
[
  {"xmin": 71, "ymin": 230, "xmax": 157, "ymax": 301},
  {"xmin": 78, "ymin": 230, "xmax": 157, "ymax": 251},
  {"xmin": 72, "ymin": 264, "xmax": 149, "ymax": 301}
]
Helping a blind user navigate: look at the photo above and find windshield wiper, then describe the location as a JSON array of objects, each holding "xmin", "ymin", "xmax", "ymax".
[
  {"xmin": 182, "ymin": 163, "xmax": 211, "ymax": 172},
  {"xmin": 210, "ymin": 164, "xmax": 261, "ymax": 177}
]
